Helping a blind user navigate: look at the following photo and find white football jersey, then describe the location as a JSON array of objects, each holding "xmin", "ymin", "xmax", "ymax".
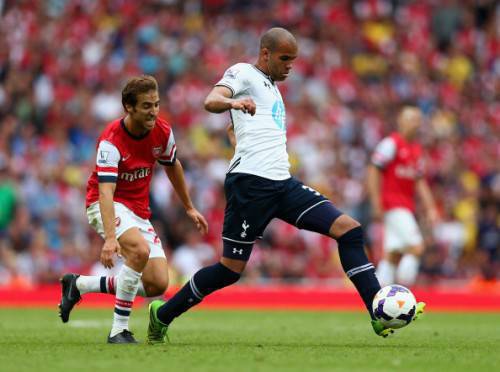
[{"xmin": 216, "ymin": 63, "xmax": 290, "ymax": 180}]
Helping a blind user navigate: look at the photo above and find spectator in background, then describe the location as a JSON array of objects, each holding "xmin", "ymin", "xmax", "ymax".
[{"xmin": 0, "ymin": 0, "xmax": 498, "ymax": 286}]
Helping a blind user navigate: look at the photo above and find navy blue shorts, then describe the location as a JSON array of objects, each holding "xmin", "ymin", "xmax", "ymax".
[{"xmin": 222, "ymin": 173, "xmax": 343, "ymax": 260}]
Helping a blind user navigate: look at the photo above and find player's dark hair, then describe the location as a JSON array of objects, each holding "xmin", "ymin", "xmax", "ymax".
[
  {"xmin": 121, "ymin": 75, "xmax": 158, "ymax": 110},
  {"xmin": 260, "ymin": 27, "xmax": 295, "ymax": 52}
]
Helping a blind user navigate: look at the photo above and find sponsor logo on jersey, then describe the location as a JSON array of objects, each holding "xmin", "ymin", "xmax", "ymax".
[
  {"xmin": 119, "ymin": 167, "xmax": 151, "ymax": 182},
  {"xmin": 233, "ymin": 248, "xmax": 243, "ymax": 255},
  {"xmin": 272, "ymin": 100, "xmax": 286, "ymax": 130},
  {"xmin": 395, "ymin": 165, "xmax": 418, "ymax": 179}
]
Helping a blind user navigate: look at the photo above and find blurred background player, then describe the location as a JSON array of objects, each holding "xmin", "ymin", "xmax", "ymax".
[
  {"xmin": 146, "ymin": 27, "xmax": 424, "ymax": 343},
  {"xmin": 367, "ymin": 107, "xmax": 438, "ymax": 287},
  {"xmin": 58, "ymin": 75, "xmax": 208, "ymax": 344}
]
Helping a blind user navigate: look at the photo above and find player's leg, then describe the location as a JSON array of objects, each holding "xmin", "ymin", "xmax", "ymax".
[
  {"xmin": 385, "ymin": 208, "xmax": 424, "ymax": 287},
  {"xmin": 107, "ymin": 226, "xmax": 149, "ymax": 343},
  {"xmin": 278, "ymin": 178, "xmax": 381, "ymax": 318},
  {"xmin": 278, "ymin": 178, "xmax": 387, "ymax": 335},
  {"xmin": 376, "ymin": 208, "xmax": 406, "ymax": 286},
  {"xmin": 59, "ymin": 203, "xmax": 160, "ymax": 323},
  {"xmin": 148, "ymin": 174, "xmax": 276, "ymax": 344}
]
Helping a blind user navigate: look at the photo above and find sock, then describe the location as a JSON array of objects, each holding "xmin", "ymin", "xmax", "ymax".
[
  {"xmin": 376, "ymin": 259, "xmax": 396, "ymax": 287},
  {"xmin": 110, "ymin": 265, "xmax": 142, "ymax": 337},
  {"xmin": 157, "ymin": 262, "xmax": 240, "ymax": 325},
  {"xmin": 337, "ymin": 226, "xmax": 381, "ymax": 319},
  {"xmin": 76, "ymin": 275, "xmax": 147, "ymax": 297},
  {"xmin": 396, "ymin": 254, "xmax": 419, "ymax": 287}
]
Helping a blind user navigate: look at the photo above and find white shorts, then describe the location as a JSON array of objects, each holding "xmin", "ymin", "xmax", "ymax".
[
  {"xmin": 87, "ymin": 202, "xmax": 166, "ymax": 259},
  {"xmin": 383, "ymin": 208, "xmax": 423, "ymax": 253}
]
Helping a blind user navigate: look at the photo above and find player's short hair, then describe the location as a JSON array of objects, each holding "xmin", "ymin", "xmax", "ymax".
[
  {"xmin": 260, "ymin": 27, "xmax": 295, "ymax": 52},
  {"xmin": 122, "ymin": 75, "xmax": 158, "ymax": 109}
]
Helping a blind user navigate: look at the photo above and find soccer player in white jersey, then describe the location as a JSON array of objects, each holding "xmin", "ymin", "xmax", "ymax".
[
  {"xmin": 146, "ymin": 28, "xmax": 425, "ymax": 343},
  {"xmin": 58, "ymin": 75, "xmax": 208, "ymax": 343}
]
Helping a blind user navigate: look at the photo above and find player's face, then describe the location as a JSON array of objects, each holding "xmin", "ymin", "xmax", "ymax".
[
  {"xmin": 128, "ymin": 90, "xmax": 160, "ymax": 131},
  {"xmin": 407, "ymin": 112, "xmax": 422, "ymax": 139},
  {"xmin": 266, "ymin": 41, "xmax": 298, "ymax": 81}
]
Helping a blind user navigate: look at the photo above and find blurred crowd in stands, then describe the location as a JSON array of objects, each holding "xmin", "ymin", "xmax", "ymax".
[{"xmin": 0, "ymin": 0, "xmax": 498, "ymax": 289}]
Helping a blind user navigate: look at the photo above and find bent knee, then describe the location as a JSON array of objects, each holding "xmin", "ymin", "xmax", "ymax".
[
  {"xmin": 128, "ymin": 243, "xmax": 150, "ymax": 265},
  {"xmin": 329, "ymin": 214, "xmax": 361, "ymax": 239}
]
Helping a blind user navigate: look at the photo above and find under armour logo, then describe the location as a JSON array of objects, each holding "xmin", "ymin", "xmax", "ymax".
[
  {"xmin": 263, "ymin": 81, "xmax": 271, "ymax": 89},
  {"xmin": 233, "ymin": 248, "xmax": 243, "ymax": 255},
  {"xmin": 241, "ymin": 220, "xmax": 250, "ymax": 238}
]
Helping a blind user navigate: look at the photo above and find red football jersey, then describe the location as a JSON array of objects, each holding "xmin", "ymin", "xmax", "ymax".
[
  {"xmin": 371, "ymin": 133, "xmax": 424, "ymax": 212},
  {"xmin": 86, "ymin": 117, "xmax": 176, "ymax": 219}
]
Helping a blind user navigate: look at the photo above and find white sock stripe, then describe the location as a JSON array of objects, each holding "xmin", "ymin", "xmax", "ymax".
[
  {"xmin": 189, "ymin": 277, "xmax": 204, "ymax": 300},
  {"xmin": 114, "ymin": 304, "xmax": 133, "ymax": 311},
  {"xmin": 347, "ymin": 263, "xmax": 374, "ymax": 276},
  {"xmin": 347, "ymin": 264, "xmax": 375, "ymax": 278},
  {"xmin": 346, "ymin": 263, "xmax": 372, "ymax": 275}
]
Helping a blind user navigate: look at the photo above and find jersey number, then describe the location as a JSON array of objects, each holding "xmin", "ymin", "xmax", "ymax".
[{"xmin": 302, "ymin": 185, "xmax": 320, "ymax": 196}]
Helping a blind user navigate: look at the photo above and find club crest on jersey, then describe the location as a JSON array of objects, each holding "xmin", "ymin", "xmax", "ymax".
[
  {"xmin": 152, "ymin": 146, "xmax": 162, "ymax": 158},
  {"xmin": 119, "ymin": 167, "xmax": 151, "ymax": 182}
]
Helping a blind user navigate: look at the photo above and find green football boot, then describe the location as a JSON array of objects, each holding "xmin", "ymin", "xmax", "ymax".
[
  {"xmin": 413, "ymin": 301, "xmax": 426, "ymax": 321},
  {"xmin": 371, "ymin": 319, "xmax": 395, "ymax": 338},
  {"xmin": 147, "ymin": 300, "xmax": 169, "ymax": 345}
]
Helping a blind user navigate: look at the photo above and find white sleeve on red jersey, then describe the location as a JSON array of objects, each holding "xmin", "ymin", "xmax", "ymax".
[
  {"xmin": 96, "ymin": 140, "xmax": 120, "ymax": 182},
  {"xmin": 371, "ymin": 137, "xmax": 396, "ymax": 168},
  {"xmin": 158, "ymin": 131, "xmax": 177, "ymax": 166},
  {"xmin": 215, "ymin": 63, "xmax": 249, "ymax": 97}
]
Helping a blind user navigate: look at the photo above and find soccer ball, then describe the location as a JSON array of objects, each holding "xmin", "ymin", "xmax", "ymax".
[{"xmin": 372, "ymin": 285, "xmax": 417, "ymax": 329}]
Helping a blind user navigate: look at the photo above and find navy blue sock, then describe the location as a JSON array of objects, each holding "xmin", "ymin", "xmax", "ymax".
[
  {"xmin": 157, "ymin": 262, "xmax": 240, "ymax": 325},
  {"xmin": 337, "ymin": 226, "xmax": 381, "ymax": 319}
]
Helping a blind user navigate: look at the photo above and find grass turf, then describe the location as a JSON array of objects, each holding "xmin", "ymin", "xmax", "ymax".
[{"xmin": 0, "ymin": 307, "xmax": 499, "ymax": 372}]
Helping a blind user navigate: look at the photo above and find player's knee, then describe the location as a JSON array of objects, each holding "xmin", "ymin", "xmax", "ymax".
[
  {"xmin": 408, "ymin": 245, "xmax": 424, "ymax": 257},
  {"xmin": 336, "ymin": 224, "xmax": 364, "ymax": 247},
  {"xmin": 127, "ymin": 242, "xmax": 150, "ymax": 266},
  {"xmin": 329, "ymin": 214, "xmax": 361, "ymax": 239},
  {"xmin": 144, "ymin": 279, "xmax": 168, "ymax": 297},
  {"xmin": 220, "ymin": 257, "xmax": 247, "ymax": 274}
]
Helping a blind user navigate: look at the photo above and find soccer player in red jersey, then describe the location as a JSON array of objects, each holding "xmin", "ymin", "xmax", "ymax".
[
  {"xmin": 368, "ymin": 106, "xmax": 438, "ymax": 287},
  {"xmin": 58, "ymin": 75, "xmax": 208, "ymax": 343}
]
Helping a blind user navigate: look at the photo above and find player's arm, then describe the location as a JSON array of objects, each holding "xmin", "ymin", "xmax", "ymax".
[
  {"xmin": 204, "ymin": 85, "xmax": 256, "ymax": 115},
  {"xmin": 366, "ymin": 164, "xmax": 383, "ymax": 221},
  {"xmin": 98, "ymin": 181, "xmax": 121, "ymax": 269},
  {"xmin": 368, "ymin": 137, "xmax": 396, "ymax": 221},
  {"xmin": 164, "ymin": 159, "xmax": 208, "ymax": 234},
  {"xmin": 226, "ymin": 122, "xmax": 236, "ymax": 147},
  {"xmin": 416, "ymin": 178, "xmax": 438, "ymax": 225},
  {"xmin": 95, "ymin": 140, "xmax": 121, "ymax": 268}
]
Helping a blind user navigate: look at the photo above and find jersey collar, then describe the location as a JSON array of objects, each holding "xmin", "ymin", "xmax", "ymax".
[
  {"xmin": 120, "ymin": 118, "xmax": 151, "ymax": 140},
  {"xmin": 252, "ymin": 65, "xmax": 274, "ymax": 84}
]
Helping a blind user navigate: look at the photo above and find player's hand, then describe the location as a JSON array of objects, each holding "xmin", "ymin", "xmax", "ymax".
[
  {"xmin": 231, "ymin": 98, "xmax": 256, "ymax": 116},
  {"xmin": 101, "ymin": 238, "xmax": 121, "ymax": 269},
  {"xmin": 186, "ymin": 208, "xmax": 209, "ymax": 235}
]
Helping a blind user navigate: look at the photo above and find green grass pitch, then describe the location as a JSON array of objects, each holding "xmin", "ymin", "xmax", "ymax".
[{"xmin": 1, "ymin": 307, "xmax": 499, "ymax": 372}]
